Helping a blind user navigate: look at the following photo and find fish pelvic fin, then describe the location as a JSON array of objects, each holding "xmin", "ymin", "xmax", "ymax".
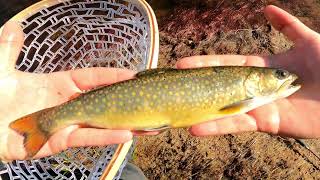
[{"xmin": 9, "ymin": 109, "xmax": 51, "ymax": 158}]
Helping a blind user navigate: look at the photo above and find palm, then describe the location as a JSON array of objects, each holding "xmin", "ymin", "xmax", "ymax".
[
  {"xmin": 177, "ymin": 5, "xmax": 320, "ymax": 138},
  {"xmin": 0, "ymin": 22, "xmax": 134, "ymax": 161},
  {"xmin": 274, "ymin": 36, "xmax": 320, "ymax": 138}
]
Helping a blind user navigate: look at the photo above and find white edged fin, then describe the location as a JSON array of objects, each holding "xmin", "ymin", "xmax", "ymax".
[
  {"xmin": 142, "ymin": 125, "xmax": 170, "ymax": 132},
  {"xmin": 219, "ymin": 96, "xmax": 276, "ymax": 115}
]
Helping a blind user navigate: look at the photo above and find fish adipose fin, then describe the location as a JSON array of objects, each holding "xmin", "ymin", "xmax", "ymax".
[{"xmin": 9, "ymin": 109, "xmax": 51, "ymax": 158}]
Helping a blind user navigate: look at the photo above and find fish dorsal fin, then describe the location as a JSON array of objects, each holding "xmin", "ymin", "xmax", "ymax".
[{"xmin": 135, "ymin": 68, "xmax": 174, "ymax": 78}]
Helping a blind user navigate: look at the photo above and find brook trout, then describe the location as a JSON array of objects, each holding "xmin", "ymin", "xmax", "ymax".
[{"xmin": 10, "ymin": 66, "xmax": 300, "ymax": 157}]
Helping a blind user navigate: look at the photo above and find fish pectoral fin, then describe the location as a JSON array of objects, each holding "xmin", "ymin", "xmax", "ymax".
[
  {"xmin": 218, "ymin": 98, "xmax": 255, "ymax": 115},
  {"xmin": 218, "ymin": 96, "xmax": 276, "ymax": 115}
]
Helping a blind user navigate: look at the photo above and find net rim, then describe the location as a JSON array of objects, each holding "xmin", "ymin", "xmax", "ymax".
[
  {"xmin": 0, "ymin": 0, "xmax": 159, "ymax": 70},
  {"xmin": 0, "ymin": 0, "xmax": 159, "ymax": 179}
]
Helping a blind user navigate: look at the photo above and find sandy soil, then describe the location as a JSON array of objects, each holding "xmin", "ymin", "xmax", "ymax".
[{"xmin": 133, "ymin": 0, "xmax": 320, "ymax": 179}]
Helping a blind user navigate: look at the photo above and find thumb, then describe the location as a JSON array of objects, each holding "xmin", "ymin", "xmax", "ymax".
[
  {"xmin": 176, "ymin": 55, "xmax": 270, "ymax": 69},
  {"xmin": 264, "ymin": 5, "xmax": 317, "ymax": 44},
  {"xmin": 0, "ymin": 21, "xmax": 24, "ymax": 73}
]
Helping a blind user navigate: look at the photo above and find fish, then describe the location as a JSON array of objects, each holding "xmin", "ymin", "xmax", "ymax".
[{"xmin": 9, "ymin": 66, "xmax": 301, "ymax": 158}]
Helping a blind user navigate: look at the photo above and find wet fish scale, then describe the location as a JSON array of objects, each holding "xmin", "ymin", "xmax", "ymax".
[{"xmin": 39, "ymin": 67, "xmax": 252, "ymax": 133}]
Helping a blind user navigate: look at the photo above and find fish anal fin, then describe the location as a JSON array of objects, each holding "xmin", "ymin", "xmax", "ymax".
[
  {"xmin": 9, "ymin": 111, "xmax": 49, "ymax": 158},
  {"xmin": 133, "ymin": 126, "xmax": 169, "ymax": 135},
  {"xmin": 142, "ymin": 125, "xmax": 170, "ymax": 132}
]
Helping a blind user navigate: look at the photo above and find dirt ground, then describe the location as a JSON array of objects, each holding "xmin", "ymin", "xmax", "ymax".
[
  {"xmin": 0, "ymin": 0, "xmax": 319, "ymax": 179},
  {"xmin": 132, "ymin": 0, "xmax": 320, "ymax": 179}
]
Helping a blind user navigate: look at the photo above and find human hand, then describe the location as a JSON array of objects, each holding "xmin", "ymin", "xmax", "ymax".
[
  {"xmin": 176, "ymin": 5, "xmax": 320, "ymax": 139},
  {"xmin": 0, "ymin": 22, "xmax": 135, "ymax": 162}
]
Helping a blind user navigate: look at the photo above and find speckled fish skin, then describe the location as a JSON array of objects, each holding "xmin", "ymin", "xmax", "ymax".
[
  {"xmin": 38, "ymin": 66, "xmax": 300, "ymax": 132},
  {"xmin": 9, "ymin": 66, "xmax": 301, "ymax": 157}
]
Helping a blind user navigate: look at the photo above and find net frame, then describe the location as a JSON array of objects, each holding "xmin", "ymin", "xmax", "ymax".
[{"xmin": 0, "ymin": 0, "xmax": 159, "ymax": 179}]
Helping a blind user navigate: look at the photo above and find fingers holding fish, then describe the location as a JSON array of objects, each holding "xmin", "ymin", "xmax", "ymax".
[
  {"xmin": 70, "ymin": 67, "xmax": 136, "ymax": 91},
  {"xmin": 33, "ymin": 126, "xmax": 133, "ymax": 159},
  {"xmin": 0, "ymin": 21, "xmax": 24, "ymax": 73},
  {"xmin": 248, "ymin": 102, "xmax": 280, "ymax": 135},
  {"xmin": 188, "ymin": 114, "xmax": 257, "ymax": 136},
  {"xmin": 176, "ymin": 55, "xmax": 269, "ymax": 69},
  {"xmin": 65, "ymin": 128, "xmax": 132, "ymax": 148},
  {"xmin": 274, "ymin": 98, "xmax": 319, "ymax": 139},
  {"xmin": 20, "ymin": 67, "xmax": 137, "ymax": 109}
]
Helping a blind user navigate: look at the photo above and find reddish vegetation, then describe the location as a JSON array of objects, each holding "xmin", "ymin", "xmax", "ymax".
[{"xmin": 159, "ymin": 0, "xmax": 268, "ymax": 41}]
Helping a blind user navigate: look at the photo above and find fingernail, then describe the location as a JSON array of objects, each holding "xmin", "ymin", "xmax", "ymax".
[{"xmin": 176, "ymin": 57, "xmax": 193, "ymax": 68}]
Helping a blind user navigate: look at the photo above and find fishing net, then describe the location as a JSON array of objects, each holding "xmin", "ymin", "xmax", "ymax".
[{"xmin": 0, "ymin": 0, "xmax": 158, "ymax": 179}]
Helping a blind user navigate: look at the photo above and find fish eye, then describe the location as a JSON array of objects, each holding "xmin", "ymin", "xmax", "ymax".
[{"xmin": 275, "ymin": 69, "xmax": 289, "ymax": 80}]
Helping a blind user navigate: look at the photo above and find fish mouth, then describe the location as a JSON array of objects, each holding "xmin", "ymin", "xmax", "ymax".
[{"xmin": 278, "ymin": 75, "xmax": 301, "ymax": 98}]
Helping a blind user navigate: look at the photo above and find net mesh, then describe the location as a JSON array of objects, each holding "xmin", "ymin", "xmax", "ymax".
[{"xmin": 0, "ymin": 0, "xmax": 153, "ymax": 179}]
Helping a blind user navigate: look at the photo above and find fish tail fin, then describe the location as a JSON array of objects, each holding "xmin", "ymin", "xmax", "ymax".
[{"xmin": 9, "ymin": 110, "xmax": 50, "ymax": 158}]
